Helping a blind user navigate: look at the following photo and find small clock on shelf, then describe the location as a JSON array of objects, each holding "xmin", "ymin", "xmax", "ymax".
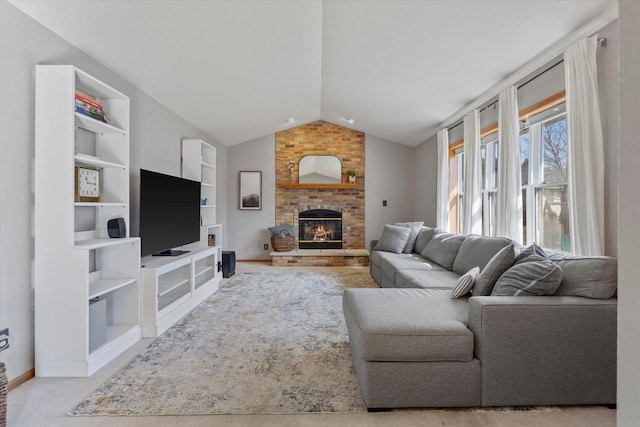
[{"xmin": 75, "ymin": 166, "xmax": 101, "ymax": 202}]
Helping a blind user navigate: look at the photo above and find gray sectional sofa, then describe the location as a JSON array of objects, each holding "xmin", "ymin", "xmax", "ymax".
[{"xmin": 343, "ymin": 225, "xmax": 617, "ymax": 409}]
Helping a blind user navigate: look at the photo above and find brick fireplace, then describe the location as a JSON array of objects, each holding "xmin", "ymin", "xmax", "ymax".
[{"xmin": 275, "ymin": 120, "xmax": 366, "ymax": 253}]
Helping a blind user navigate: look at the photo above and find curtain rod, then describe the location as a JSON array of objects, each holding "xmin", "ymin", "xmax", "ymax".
[{"xmin": 445, "ymin": 37, "xmax": 606, "ymax": 133}]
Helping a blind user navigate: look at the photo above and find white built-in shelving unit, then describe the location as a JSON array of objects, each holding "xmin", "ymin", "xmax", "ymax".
[
  {"xmin": 34, "ymin": 65, "xmax": 141, "ymax": 377},
  {"xmin": 181, "ymin": 139, "xmax": 223, "ymax": 268},
  {"xmin": 141, "ymin": 246, "xmax": 220, "ymax": 337},
  {"xmin": 181, "ymin": 139, "xmax": 217, "ymax": 239}
]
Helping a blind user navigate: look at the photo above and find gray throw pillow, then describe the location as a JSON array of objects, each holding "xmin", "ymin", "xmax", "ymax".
[
  {"xmin": 375, "ymin": 224, "xmax": 411, "ymax": 254},
  {"xmin": 450, "ymin": 267, "xmax": 480, "ymax": 299},
  {"xmin": 491, "ymin": 260, "xmax": 563, "ymax": 296},
  {"xmin": 515, "ymin": 242, "xmax": 547, "ymax": 264},
  {"xmin": 413, "ymin": 227, "xmax": 437, "ymax": 254},
  {"xmin": 421, "ymin": 232, "xmax": 466, "ymax": 270},
  {"xmin": 395, "ymin": 221, "xmax": 424, "ymax": 254},
  {"xmin": 472, "ymin": 244, "xmax": 516, "ymax": 296}
]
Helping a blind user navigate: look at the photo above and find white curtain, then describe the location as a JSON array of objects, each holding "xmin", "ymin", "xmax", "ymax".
[
  {"xmin": 463, "ymin": 109, "xmax": 482, "ymax": 235},
  {"xmin": 496, "ymin": 86, "xmax": 523, "ymax": 241},
  {"xmin": 436, "ymin": 129, "xmax": 450, "ymax": 231},
  {"xmin": 564, "ymin": 35, "xmax": 604, "ymax": 256}
]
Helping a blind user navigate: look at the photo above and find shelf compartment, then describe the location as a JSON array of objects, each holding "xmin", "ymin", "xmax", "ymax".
[
  {"xmin": 74, "ymin": 237, "xmax": 139, "ymax": 250},
  {"xmin": 89, "ymin": 277, "xmax": 137, "ymax": 300},
  {"xmin": 75, "ymin": 154, "xmax": 125, "ymax": 169},
  {"xmin": 158, "ymin": 283, "xmax": 191, "ymax": 312},
  {"xmin": 75, "ymin": 113, "xmax": 126, "ymax": 135},
  {"xmin": 157, "ymin": 277, "xmax": 190, "ymax": 298},
  {"xmin": 88, "ymin": 323, "xmax": 139, "ymax": 357},
  {"xmin": 75, "ymin": 202, "xmax": 126, "ymax": 207},
  {"xmin": 76, "ymin": 67, "xmax": 128, "ymax": 100}
]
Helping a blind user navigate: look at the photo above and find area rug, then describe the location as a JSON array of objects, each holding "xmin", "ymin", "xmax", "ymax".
[{"xmin": 70, "ymin": 271, "xmax": 377, "ymax": 416}]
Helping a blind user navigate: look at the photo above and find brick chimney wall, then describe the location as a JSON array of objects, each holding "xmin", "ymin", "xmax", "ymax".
[{"xmin": 275, "ymin": 120, "xmax": 365, "ymax": 249}]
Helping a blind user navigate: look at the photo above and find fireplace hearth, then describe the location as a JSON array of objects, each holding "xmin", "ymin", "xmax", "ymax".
[{"xmin": 298, "ymin": 209, "xmax": 343, "ymax": 249}]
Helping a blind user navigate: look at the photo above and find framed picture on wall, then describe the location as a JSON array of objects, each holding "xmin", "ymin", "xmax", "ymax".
[{"xmin": 239, "ymin": 171, "xmax": 262, "ymax": 210}]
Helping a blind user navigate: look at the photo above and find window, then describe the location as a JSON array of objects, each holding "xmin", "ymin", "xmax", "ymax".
[
  {"xmin": 520, "ymin": 105, "xmax": 570, "ymax": 252},
  {"xmin": 481, "ymin": 135, "xmax": 498, "ymax": 237},
  {"xmin": 450, "ymin": 137, "xmax": 498, "ymax": 236},
  {"xmin": 447, "ymin": 92, "xmax": 568, "ymax": 248}
]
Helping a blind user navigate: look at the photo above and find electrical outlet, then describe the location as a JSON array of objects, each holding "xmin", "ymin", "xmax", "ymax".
[
  {"xmin": 264, "ymin": 243, "xmax": 269, "ymax": 250},
  {"xmin": 382, "ymin": 200, "xmax": 387, "ymax": 207},
  {"xmin": 0, "ymin": 328, "xmax": 9, "ymax": 352}
]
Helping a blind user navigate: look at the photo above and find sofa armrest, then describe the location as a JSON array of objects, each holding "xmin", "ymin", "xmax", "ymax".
[{"xmin": 467, "ymin": 296, "xmax": 617, "ymax": 406}]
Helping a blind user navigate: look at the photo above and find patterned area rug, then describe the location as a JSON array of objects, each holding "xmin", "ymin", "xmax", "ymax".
[{"xmin": 70, "ymin": 271, "xmax": 377, "ymax": 415}]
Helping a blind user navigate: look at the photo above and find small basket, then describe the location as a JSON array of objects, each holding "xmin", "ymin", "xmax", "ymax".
[
  {"xmin": 0, "ymin": 362, "xmax": 6, "ymax": 427},
  {"xmin": 271, "ymin": 232, "xmax": 295, "ymax": 252}
]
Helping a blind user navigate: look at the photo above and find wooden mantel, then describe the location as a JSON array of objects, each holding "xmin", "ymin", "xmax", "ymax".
[{"xmin": 279, "ymin": 183, "xmax": 357, "ymax": 189}]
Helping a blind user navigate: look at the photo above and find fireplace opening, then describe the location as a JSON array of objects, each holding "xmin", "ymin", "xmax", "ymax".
[{"xmin": 298, "ymin": 209, "xmax": 343, "ymax": 249}]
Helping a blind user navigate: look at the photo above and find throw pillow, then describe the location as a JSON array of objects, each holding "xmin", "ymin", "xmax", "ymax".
[
  {"xmin": 491, "ymin": 260, "xmax": 563, "ymax": 296},
  {"xmin": 421, "ymin": 231, "xmax": 466, "ymax": 270},
  {"xmin": 450, "ymin": 267, "xmax": 480, "ymax": 299},
  {"xmin": 268, "ymin": 225, "xmax": 294, "ymax": 238},
  {"xmin": 413, "ymin": 227, "xmax": 437, "ymax": 254},
  {"xmin": 395, "ymin": 221, "xmax": 424, "ymax": 254},
  {"xmin": 515, "ymin": 242, "xmax": 548, "ymax": 264},
  {"xmin": 375, "ymin": 224, "xmax": 412, "ymax": 254},
  {"xmin": 472, "ymin": 244, "xmax": 517, "ymax": 296}
]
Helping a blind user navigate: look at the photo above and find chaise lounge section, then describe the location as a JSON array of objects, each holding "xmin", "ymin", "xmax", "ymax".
[{"xmin": 343, "ymin": 225, "xmax": 617, "ymax": 409}]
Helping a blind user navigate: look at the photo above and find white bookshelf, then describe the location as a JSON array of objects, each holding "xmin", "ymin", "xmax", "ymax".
[
  {"xmin": 34, "ymin": 65, "xmax": 141, "ymax": 377},
  {"xmin": 181, "ymin": 139, "xmax": 217, "ymax": 243}
]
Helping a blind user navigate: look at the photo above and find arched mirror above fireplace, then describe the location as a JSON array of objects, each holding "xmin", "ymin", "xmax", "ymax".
[{"xmin": 298, "ymin": 155, "xmax": 341, "ymax": 184}]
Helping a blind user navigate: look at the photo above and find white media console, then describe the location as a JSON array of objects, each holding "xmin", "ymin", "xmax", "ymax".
[{"xmin": 141, "ymin": 237, "xmax": 222, "ymax": 337}]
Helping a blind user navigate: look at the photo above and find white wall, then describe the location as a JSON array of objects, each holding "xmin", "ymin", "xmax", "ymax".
[
  {"xmin": 413, "ymin": 134, "xmax": 439, "ymax": 227},
  {"xmin": 0, "ymin": 2, "xmax": 227, "ymax": 382},
  {"xmin": 617, "ymin": 1, "xmax": 640, "ymax": 424},
  {"xmin": 365, "ymin": 135, "xmax": 417, "ymax": 248},
  {"xmin": 227, "ymin": 135, "xmax": 275, "ymax": 260},
  {"xmin": 597, "ymin": 19, "xmax": 620, "ymax": 258}
]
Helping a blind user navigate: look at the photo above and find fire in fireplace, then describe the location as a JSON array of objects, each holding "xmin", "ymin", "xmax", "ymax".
[{"xmin": 298, "ymin": 209, "xmax": 343, "ymax": 249}]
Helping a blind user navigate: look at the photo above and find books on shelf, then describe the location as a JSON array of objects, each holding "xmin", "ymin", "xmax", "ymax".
[{"xmin": 75, "ymin": 90, "xmax": 108, "ymax": 123}]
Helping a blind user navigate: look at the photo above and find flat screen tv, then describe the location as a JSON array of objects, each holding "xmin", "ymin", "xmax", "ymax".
[{"xmin": 140, "ymin": 169, "xmax": 201, "ymax": 256}]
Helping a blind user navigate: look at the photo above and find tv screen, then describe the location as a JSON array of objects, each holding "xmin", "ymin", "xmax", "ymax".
[{"xmin": 140, "ymin": 169, "xmax": 201, "ymax": 256}]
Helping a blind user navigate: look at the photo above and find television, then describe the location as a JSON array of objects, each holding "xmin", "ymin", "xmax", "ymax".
[{"xmin": 139, "ymin": 169, "xmax": 201, "ymax": 256}]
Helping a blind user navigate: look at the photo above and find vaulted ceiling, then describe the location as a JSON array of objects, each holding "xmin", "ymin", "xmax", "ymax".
[{"xmin": 9, "ymin": 0, "xmax": 616, "ymax": 146}]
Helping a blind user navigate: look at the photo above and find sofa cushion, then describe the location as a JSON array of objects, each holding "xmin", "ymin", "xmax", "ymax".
[
  {"xmin": 551, "ymin": 256, "xmax": 618, "ymax": 299},
  {"xmin": 452, "ymin": 235, "xmax": 513, "ymax": 275},
  {"xmin": 395, "ymin": 221, "xmax": 424, "ymax": 254},
  {"xmin": 491, "ymin": 260, "xmax": 563, "ymax": 296},
  {"xmin": 375, "ymin": 224, "xmax": 411, "ymax": 253},
  {"xmin": 421, "ymin": 231, "xmax": 466, "ymax": 270},
  {"xmin": 413, "ymin": 227, "xmax": 437, "ymax": 254},
  {"xmin": 450, "ymin": 267, "xmax": 480, "ymax": 298},
  {"xmin": 379, "ymin": 253, "xmax": 445, "ymax": 281},
  {"xmin": 472, "ymin": 244, "xmax": 517, "ymax": 296},
  {"xmin": 397, "ymin": 269, "xmax": 461, "ymax": 290},
  {"xmin": 343, "ymin": 288, "xmax": 473, "ymax": 362},
  {"xmin": 515, "ymin": 242, "xmax": 548, "ymax": 264}
]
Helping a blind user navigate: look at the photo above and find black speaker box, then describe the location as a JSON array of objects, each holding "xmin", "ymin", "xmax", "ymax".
[
  {"xmin": 222, "ymin": 251, "xmax": 236, "ymax": 278},
  {"xmin": 107, "ymin": 217, "xmax": 126, "ymax": 238}
]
